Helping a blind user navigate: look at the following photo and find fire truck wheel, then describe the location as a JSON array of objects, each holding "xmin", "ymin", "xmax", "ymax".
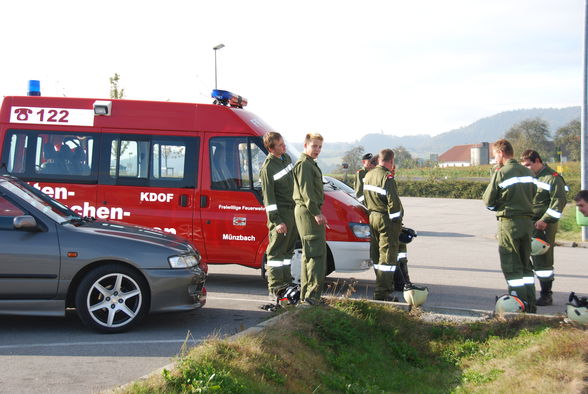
[{"xmin": 75, "ymin": 264, "xmax": 149, "ymax": 333}]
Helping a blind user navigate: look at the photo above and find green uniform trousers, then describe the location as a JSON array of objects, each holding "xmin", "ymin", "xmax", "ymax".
[
  {"xmin": 266, "ymin": 207, "xmax": 297, "ymax": 296},
  {"xmin": 531, "ymin": 222, "xmax": 557, "ymax": 285},
  {"xmin": 294, "ymin": 204, "xmax": 326, "ymax": 303},
  {"xmin": 498, "ymin": 216, "xmax": 536, "ymax": 312},
  {"xmin": 393, "ymin": 243, "xmax": 410, "ymax": 291},
  {"xmin": 369, "ymin": 212, "xmax": 401, "ymax": 299}
]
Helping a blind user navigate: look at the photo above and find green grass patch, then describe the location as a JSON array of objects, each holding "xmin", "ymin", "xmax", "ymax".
[
  {"xmin": 556, "ymin": 204, "xmax": 584, "ymax": 243},
  {"xmin": 121, "ymin": 300, "xmax": 588, "ymax": 394}
]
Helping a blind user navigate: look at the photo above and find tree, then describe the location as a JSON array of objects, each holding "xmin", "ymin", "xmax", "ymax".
[
  {"xmin": 393, "ymin": 146, "xmax": 415, "ymax": 168},
  {"xmin": 504, "ymin": 117, "xmax": 551, "ymax": 159},
  {"xmin": 340, "ymin": 145, "xmax": 365, "ymax": 172},
  {"xmin": 554, "ymin": 119, "xmax": 580, "ymax": 161},
  {"xmin": 109, "ymin": 73, "xmax": 125, "ymax": 99},
  {"xmin": 109, "ymin": 73, "xmax": 129, "ymax": 158}
]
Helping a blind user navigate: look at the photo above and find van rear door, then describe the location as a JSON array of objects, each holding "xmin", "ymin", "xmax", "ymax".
[{"xmin": 199, "ymin": 135, "xmax": 268, "ymax": 267}]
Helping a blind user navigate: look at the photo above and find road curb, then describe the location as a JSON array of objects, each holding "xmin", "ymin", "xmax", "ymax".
[
  {"xmin": 106, "ymin": 299, "xmax": 563, "ymax": 393},
  {"xmin": 556, "ymin": 240, "xmax": 588, "ymax": 248}
]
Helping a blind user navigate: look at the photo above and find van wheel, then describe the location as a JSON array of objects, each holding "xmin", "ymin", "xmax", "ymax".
[{"xmin": 75, "ymin": 264, "xmax": 149, "ymax": 333}]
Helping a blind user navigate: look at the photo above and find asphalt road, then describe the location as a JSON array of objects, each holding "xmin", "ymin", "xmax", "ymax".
[{"xmin": 1, "ymin": 197, "xmax": 586, "ymax": 393}]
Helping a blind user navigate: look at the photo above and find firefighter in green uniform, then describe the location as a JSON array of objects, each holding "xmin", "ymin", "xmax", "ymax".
[
  {"xmin": 260, "ymin": 132, "xmax": 297, "ymax": 299},
  {"xmin": 483, "ymin": 139, "xmax": 537, "ymax": 312},
  {"xmin": 292, "ymin": 133, "xmax": 328, "ymax": 306},
  {"xmin": 520, "ymin": 149, "xmax": 567, "ymax": 306},
  {"xmin": 354, "ymin": 152, "xmax": 374, "ymax": 203},
  {"xmin": 363, "ymin": 149, "xmax": 403, "ymax": 301}
]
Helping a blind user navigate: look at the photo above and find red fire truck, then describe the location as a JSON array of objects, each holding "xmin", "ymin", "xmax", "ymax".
[{"xmin": 0, "ymin": 90, "xmax": 371, "ymax": 278}]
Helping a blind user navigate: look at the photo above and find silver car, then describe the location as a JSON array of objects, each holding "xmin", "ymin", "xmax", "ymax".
[{"xmin": 0, "ymin": 175, "xmax": 207, "ymax": 333}]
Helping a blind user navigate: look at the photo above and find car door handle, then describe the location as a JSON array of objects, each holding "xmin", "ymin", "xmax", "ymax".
[
  {"xmin": 180, "ymin": 194, "xmax": 189, "ymax": 207},
  {"xmin": 200, "ymin": 195, "xmax": 209, "ymax": 208}
]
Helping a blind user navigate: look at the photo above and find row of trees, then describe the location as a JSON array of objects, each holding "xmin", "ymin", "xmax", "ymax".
[
  {"xmin": 506, "ymin": 118, "xmax": 580, "ymax": 162},
  {"xmin": 339, "ymin": 145, "xmax": 424, "ymax": 173},
  {"xmin": 338, "ymin": 117, "xmax": 581, "ymax": 172}
]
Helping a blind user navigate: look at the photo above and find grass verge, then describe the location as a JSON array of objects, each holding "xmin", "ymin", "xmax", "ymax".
[
  {"xmin": 119, "ymin": 299, "xmax": 587, "ymax": 394},
  {"xmin": 556, "ymin": 203, "xmax": 584, "ymax": 244}
]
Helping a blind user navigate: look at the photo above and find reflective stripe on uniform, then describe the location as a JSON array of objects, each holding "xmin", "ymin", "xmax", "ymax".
[
  {"xmin": 535, "ymin": 270, "xmax": 554, "ymax": 278},
  {"xmin": 498, "ymin": 176, "xmax": 534, "ymax": 189},
  {"xmin": 273, "ymin": 163, "xmax": 294, "ymax": 181},
  {"xmin": 364, "ymin": 184, "xmax": 386, "ymax": 195},
  {"xmin": 397, "ymin": 252, "xmax": 407, "ymax": 260},
  {"xmin": 374, "ymin": 264, "xmax": 396, "ymax": 272},
  {"xmin": 507, "ymin": 278, "xmax": 525, "ymax": 287},
  {"xmin": 523, "ymin": 276, "xmax": 534, "ymax": 285},
  {"xmin": 534, "ymin": 180, "xmax": 551, "ymax": 191},
  {"xmin": 358, "ymin": 195, "xmax": 365, "ymax": 202},
  {"xmin": 389, "ymin": 211, "xmax": 401, "ymax": 219},
  {"xmin": 283, "ymin": 259, "xmax": 291, "ymax": 266},
  {"xmin": 546, "ymin": 208, "xmax": 562, "ymax": 219},
  {"xmin": 267, "ymin": 260, "xmax": 283, "ymax": 267},
  {"xmin": 265, "ymin": 204, "xmax": 278, "ymax": 212}
]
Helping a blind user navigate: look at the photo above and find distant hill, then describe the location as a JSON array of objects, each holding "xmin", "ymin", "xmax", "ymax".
[
  {"xmin": 360, "ymin": 107, "xmax": 581, "ymax": 157},
  {"xmin": 296, "ymin": 106, "xmax": 580, "ymax": 172}
]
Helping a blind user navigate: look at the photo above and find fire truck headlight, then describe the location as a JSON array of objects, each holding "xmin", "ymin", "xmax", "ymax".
[
  {"xmin": 350, "ymin": 223, "xmax": 370, "ymax": 239},
  {"xmin": 168, "ymin": 254, "xmax": 199, "ymax": 269},
  {"xmin": 93, "ymin": 100, "xmax": 112, "ymax": 116}
]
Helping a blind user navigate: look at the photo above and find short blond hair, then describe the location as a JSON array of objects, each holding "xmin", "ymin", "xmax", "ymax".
[{"xmin": 304, "ymin": 133, "xmax": 323, "ymax": 144}]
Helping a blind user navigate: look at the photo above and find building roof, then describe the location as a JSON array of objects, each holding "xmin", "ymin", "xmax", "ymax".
[{"xmin": 438, "ymin": 143, "xmax": 487, "ymax": 163}]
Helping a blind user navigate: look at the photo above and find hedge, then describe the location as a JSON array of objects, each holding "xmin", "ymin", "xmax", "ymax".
[{"xmin": 328, "ymin": 174, "xmax": 581, "ymax": 201}]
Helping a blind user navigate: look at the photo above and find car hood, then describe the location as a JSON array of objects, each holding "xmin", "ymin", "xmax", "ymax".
[{"xmin": 65, "ymin": 220, "xmax": 194, "ymax": 254}]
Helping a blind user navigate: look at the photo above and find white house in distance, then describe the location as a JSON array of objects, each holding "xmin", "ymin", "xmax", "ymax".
[{"xmin": 438, "ymin": 142, "xmax": 490, "ymax": 168}]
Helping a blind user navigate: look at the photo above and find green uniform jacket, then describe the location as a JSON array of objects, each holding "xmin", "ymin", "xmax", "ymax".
[
  {"xmin": 363, "ymin": 165, "xmax": 403, "ymax": 221},
  {"xmin": 293, "ymin": 154, "xmax": 324, "ymax": 214},
  {"xmin": 531, "ymin": 165, "xmax": 568, "ymax": 223},
  {"xmin": 260, "ymin": 153, "xmax": 295, "ymax": 225},
  {"xmin": 354, "ymin": 167, "xmax": 368, "ymax": 202},
  {"xmin": 483, "ymin": 159, "xmax": 534, "ymax": 217}
]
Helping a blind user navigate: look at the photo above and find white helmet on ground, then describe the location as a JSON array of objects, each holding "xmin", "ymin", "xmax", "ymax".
[
  {"xmin": 566, "ymin": 292, "xmax": 588, "ymax": 325},
  {"xmin": 531, "ymin": 237, "xmax": 550, "ymax": 256},
  {"xmin": 495, "ymin": 294, "xmax": 525, "ymax": 314},
  {"xmin": 403, "ymin": 284, "xmax": 428, "ymax": 307}
]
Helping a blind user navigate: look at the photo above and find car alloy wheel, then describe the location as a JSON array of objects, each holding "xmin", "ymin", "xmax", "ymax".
[{"xmin": 76, "ymin": 264, "xmax": 149, "ymax": 333}]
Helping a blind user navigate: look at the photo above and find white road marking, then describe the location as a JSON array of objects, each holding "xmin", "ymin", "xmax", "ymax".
[
  {"xmin": 0, "ymin": 296, "xmax": 268, "ymax": 350},
  {"xmin": 207, "ymin": 296, "xmax": 268, "ymax": 302},
  {"xmin": 0, "ymin": 339, "xmax": 202, "ymax": 350}
]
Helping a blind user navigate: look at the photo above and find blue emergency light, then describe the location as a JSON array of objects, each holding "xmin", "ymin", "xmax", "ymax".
[
  {"xmin": 211, "ymin": 89, "xmax": 247, "ymax": 108},
  {"xmin": 28, "ymin": 80, "xmax": 41, "ymax": 96}
]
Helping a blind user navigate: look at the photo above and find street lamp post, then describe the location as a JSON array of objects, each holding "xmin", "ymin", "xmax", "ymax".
[{"xmin": 213, "ymin": 43, "xmax": 225, "ymax": 90}]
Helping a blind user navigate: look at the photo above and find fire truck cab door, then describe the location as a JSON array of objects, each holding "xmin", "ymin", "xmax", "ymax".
[{"xmin": 199, "ymin": 136, "xmax": 268, "ymax": 266}]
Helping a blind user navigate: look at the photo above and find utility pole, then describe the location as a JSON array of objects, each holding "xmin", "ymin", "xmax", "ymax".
[{"xmin": 583, "ymin": 1, "xmax": 588, "ymax": 241}]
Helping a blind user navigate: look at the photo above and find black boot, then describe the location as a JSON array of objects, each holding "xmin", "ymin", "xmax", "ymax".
[{"xmin": 536, "ymin": 280, "xmax": 553, "ymax": 306}]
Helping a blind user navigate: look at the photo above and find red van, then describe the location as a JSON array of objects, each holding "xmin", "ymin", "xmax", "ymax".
[{"xmin": 0, "ymin": 92, "xmax": 371, "ymax": 278}]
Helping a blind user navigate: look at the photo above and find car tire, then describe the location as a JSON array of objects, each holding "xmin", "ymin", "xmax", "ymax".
[{"xmin": 75, "ymin": 264, "xmax": 149, "ymax": 333}]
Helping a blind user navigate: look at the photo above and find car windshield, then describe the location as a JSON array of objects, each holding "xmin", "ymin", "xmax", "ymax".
[
  {"xmin": 323, "ymin": 176, "xmax": 355, "ymax": 195},
  {"xmin": 1, "ymin": 179, "xmax": 81, "ymax": 224}
]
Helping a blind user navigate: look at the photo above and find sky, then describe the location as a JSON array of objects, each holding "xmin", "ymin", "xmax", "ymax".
[{"xmin": 0, "ymin": 0, "xmax": 584, "ymax": 144}]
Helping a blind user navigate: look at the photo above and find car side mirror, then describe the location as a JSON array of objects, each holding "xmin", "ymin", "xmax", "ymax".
[{"xmin": 13, "ymin": 215, "xmax": 39, "ymax": 231}]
